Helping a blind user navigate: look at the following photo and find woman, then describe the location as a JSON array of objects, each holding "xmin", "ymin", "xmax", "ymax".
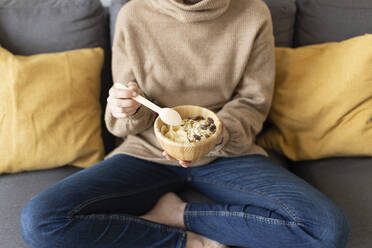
[{"xmin": 21, "ymin": 0, "xmax": 350, "ymax": 247}]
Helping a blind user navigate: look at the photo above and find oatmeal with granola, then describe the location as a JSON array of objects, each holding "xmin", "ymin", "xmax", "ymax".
[{"xmin": 161, "ymin": 116, "xmax": 216, "ymax": 143}]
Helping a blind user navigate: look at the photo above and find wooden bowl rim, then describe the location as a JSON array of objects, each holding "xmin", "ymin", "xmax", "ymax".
[{"xmin": 154, "ymin": 105, "xmax": 222, "ymax": 148}]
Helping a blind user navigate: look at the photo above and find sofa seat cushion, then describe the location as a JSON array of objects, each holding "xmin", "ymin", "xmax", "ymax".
[
  {"xmin": 291, "ymin": 157, "xmax": 372, "ymax": 248},
  {"xmin": 0, "ymin": 166, "xmax": 81, "ymax": 248},
  {"xmin": 295, "ymin": 0, "xmax": 372, "ymax": 46}
]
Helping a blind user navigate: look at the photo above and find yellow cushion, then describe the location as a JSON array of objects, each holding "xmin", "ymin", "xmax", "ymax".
[
  {"xmin": 0, "ymin": 47, "xmax": 105, "ymax": 174},
  {"xmin": 258, "ymin": 34, "xmax": 372, "ymax": 161}
]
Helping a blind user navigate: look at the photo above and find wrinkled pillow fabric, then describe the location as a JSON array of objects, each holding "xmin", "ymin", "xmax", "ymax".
[
  {"xmin": 0, "ymin": 47, "xmax": 105, "ymax": 174},
  {"xmin": 258, "ymin": 34, "xmax": 372, "ymax": 161}
]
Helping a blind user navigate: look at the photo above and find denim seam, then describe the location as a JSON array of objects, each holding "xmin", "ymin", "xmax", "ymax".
[
  {"xmin": 193, "ymin": 178, "xmax": 302, "ymax": 225},
  {"xmin": 178, "ymin": 231, "xmax": 186, "ymax": 248},
  {"xmin": 184, "ymin": 210, "xmax": 299, "ymax": 226},
  {"xmin": 73, "ymin": 214, "xmax": 185, "ymax": 233},
  {"xmin": 66, "ymin": 178, "xmax": 184, "ymax": 219},
  {"xmin": 183, "ymin": 203, "xmax": 192, "ymax": 230}
]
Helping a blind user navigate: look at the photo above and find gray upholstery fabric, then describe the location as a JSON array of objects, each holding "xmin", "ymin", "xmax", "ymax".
[
  {"xmin": 0, "ymin": 0, "xmax": 106, "ymax": 55},
  {"xmin": 0, "ymin": 0, "xmax": 115, "ymax": 153},
  {"xmin": 109, "ymin": 0, "xmax": 296, "ymax": 48},
  {"xmin": 0, "ymin": 166, "xmax": 81, "ymax": 248},
  {"xmin": 295, "ymin": 0, "xmax": 372, "ymax": 46},
  {"xmin": 109, "ymin": 0, "xmax": 130, "ymax": 45},
  {"xmin": 262, "ymin": 0, "xmax": 296, "ymax": 47},
  {"xmin": 291, "ymin": 157, "xmax": 372, "ymax": 248}
]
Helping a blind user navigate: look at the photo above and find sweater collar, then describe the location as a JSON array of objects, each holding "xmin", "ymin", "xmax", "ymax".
[{"xmin": 149, "ymin": 0, "xmax": 231, "ymax": 23}]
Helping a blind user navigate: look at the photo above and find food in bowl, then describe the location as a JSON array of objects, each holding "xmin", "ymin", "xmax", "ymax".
[
  {"xmin": 154, "ymin": 105, "xmax": 222, "ymax": 162},
  {"xmin": 160, "ymin": 116, "xmax": 216, "ymax": 143}
]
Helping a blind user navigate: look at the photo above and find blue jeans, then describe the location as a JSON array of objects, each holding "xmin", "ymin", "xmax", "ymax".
[{"xmin": 21, "ymin": 154, "xmax": 349, "ymax": 248}]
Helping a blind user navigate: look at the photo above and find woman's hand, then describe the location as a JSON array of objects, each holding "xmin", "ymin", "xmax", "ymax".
[
  {"xmin": 162, "ymin": 121, "xmax": 225, "ymax": 168},
  {"xmin": 107, "ymin": 82, "xmax": 141, "ymax": 119},
  {"xmin": 162, "ymin": 151, "xmax": 192, "ymax": 168},
  {"xmin": 215, "ymin": 120, "xmax": 225, "ymax": 146}
]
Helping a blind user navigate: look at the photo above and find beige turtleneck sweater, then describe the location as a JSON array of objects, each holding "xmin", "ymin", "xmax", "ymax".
[{"xmin": 105, "ymin": 0, "xmax": 275, "ymax": 166}]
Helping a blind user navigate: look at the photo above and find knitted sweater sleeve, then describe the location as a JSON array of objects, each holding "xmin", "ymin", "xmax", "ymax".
[
  {"xmin": 208, "ymin": 16, "xmax": 275, "ymax": 157},
  {"xmin": 104, "ymin": 10, "xmax": 157, "ymax": 138}
]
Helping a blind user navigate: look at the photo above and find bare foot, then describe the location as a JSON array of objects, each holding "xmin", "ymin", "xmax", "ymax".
[
  {"xmin": 141, "ymin": 192, "xmax": 228, "ymax": 248},
  {"xmin": 186, "ymin": 231, "xmax": 228, "ymax": 248},
  {"xmin": 140, "ymin": 192, "xmax": 187, "ymax": 228}
]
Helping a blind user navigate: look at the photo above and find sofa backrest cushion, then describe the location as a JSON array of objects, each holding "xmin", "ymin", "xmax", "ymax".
[
  {"xmin": 0, "ymin": 0, "xmax": 107, "ymax": 55},
  {"xmin": 295, "ymin": 0, "xmax": 372, "ymax": 46},
  {"xmin": 0, "ymin": 0, "xmax": 115, "ymax": 154},
  {"xmin": 109, "ymin": 0, "xmax": 296, "ymax": 48},
  {"xmin": 110, "ymin": 0, "xmax": 130, "ymax": 45},
  {"xmin": 262, "ymin": 0, "xmax": 296, "ymax": 47}
]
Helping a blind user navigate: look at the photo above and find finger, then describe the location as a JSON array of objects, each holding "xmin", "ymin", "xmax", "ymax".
[
  {"xmin": 110, "ymin": 106, "xmax": 139, "ymax": 115},
  {"xmin": 165, "ymin": 154, "xmax": 176, "ymax": 161},
  {"xmin": 112, "ymin": 112, "xmax": 127, "ymax": 119},
  {"xmin": 179, "ymin": 163, "xmax": 188, "ymax": 168},
  {"xmin": 179, "ymin": 161, "xmax": 192, "ymax": 167},
  {"xmin": 162, "ymin": 151, "xmax": 176, "ymax": 160},
  {"xmin": 108, "ymin": 98, "xmax": 140, "ymax": 108},
  {"xmin": 108, "ymin": 98, "xmax": 139, "ymax": 108},
  {"xmin": 109, "ymin": 88, "xmax": 134, "ymax": 99},
  {"xmin": 110, "ymin": 87, "xmax": 138, "ymax": 99}
]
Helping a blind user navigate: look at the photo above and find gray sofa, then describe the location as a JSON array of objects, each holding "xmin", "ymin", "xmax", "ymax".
[{"xmin": 0, "ymin": 0, "xmax": 371, "ymax": 247}]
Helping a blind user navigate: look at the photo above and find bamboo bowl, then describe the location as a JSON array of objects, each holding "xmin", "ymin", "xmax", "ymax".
[{"xmin": 154, "ymin": 105, "xmax": 222, "ymax": 163}]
